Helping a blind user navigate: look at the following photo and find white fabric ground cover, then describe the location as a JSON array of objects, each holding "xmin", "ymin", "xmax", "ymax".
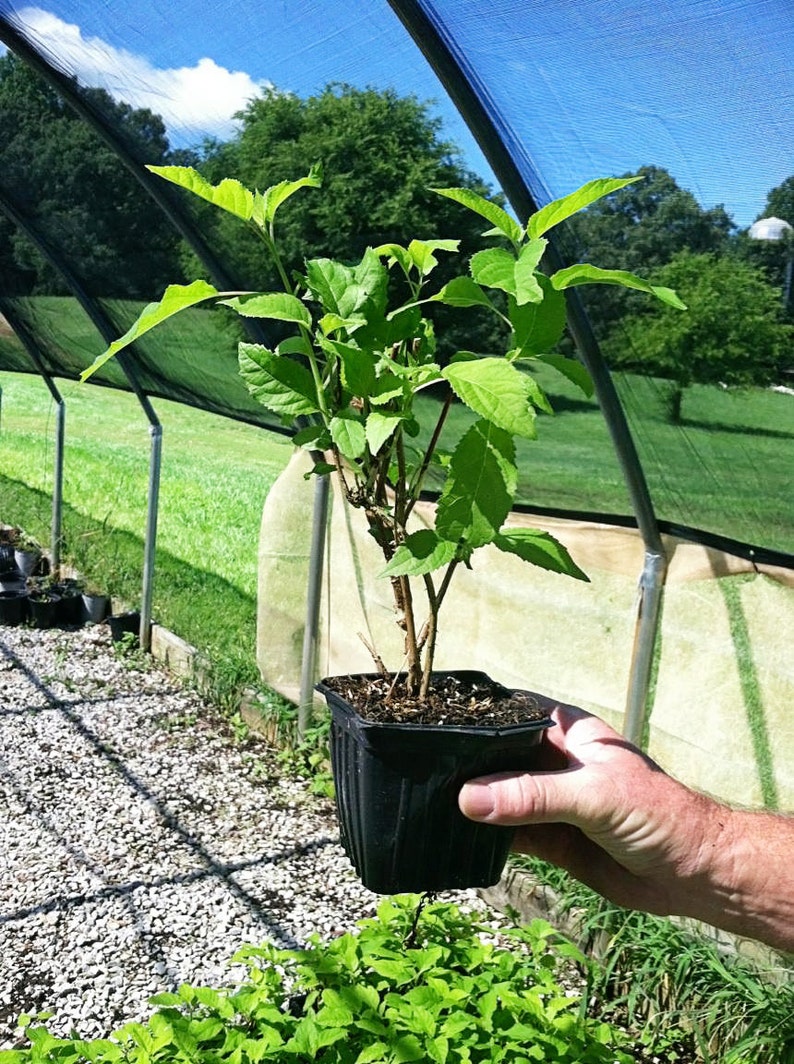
[{"xmin": 0, "ymin": 624, "xmax": 490, "ymax": 1046}]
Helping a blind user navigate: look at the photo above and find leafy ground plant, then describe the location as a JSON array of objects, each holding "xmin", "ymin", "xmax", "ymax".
[
  {"xmin": 82, "ymin": 166, "xmax": 684, "ymax": 701},
  {"xmin": 2, "ymin": 897, "xmax": 640, "ymax": 1064}
]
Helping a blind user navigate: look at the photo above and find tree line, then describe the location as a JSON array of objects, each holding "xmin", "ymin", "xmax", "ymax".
[{"xmin": 0, "ymin": 51, "xmax": 791, "ymax": 417}]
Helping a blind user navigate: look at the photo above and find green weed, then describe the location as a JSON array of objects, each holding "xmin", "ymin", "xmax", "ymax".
[{"xmin": 2, "ymin": 897, "xmax": 639, "ymax": 1064}]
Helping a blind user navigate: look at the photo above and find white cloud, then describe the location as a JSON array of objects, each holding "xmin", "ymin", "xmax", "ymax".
[{"xmin": 10, "ymin": 7, "xmax": 271, "ymax": 142}]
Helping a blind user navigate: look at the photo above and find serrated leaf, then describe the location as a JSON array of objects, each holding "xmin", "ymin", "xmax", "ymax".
[
  {"xmin": 514, "ymin": 238, "xmax": 547, "ymax": 303},
  {"xmin": 277, "ymin": 334, "xmax": 314, "ymax": 357},
  {"xmin": 319, "ymin": 338, "xmax": 375, "ymax": 397},
  {"xmin": 536, "ymin": 353, "xmax": 593, "ymax": 397},
  {"xmin": 221, "ymin": 292, "xmax": 312, "ymax": 327},
  {"xmin": 366, "ymin": 411, "xmax": 402, "ymax": 455},
  {"xmin": 493, "ymin": 528, "xmax": 589, "ymax": 580},
  {"xmin": 319, "ymin": 312, "xmax": 366, "ymax": 335},
  {"xmin": 148, "ymin": 165, "xmax": 255, "ymax": 221},
  {"xmin": 330, "ymin": 411, "xmax": 366, "ymax": 460},
  {"xmin": 550, "ymin": 264, "xmax": 687, "ymax": 308},
  {"xmin": 373, "ymin": 242, "xmax": 413, "ymax": 275},
  {"xmin": 238, "ymin": 343, "xmax": 320, "ymax": 418},
  {"xmin": 510, "ymin": 275, "xmax": 566, "ymax": 355},
  {"xmin": 442, "ymin": 358, "xmax": 537, "ymax": 439},
  {"xmin": 430, "ymin": 276, "xmax": 495, "ymax": 310},
  {"xmin": 293, "ymin": 424, "xmax": 330, "ymax": 449},
  {"xmin": 260, "ymin": 163, "xmax": 322, "ymax": 224},
  {"xmin": 81, "ymin": 280, "xmax": 219, "ymax": 380},
  {"xmin": 380, "ymin": 531, "xmax": 458, "ymax": 577},
  {"xmin": 436, "ymin": 420, "xmax": 517, "ymax": 547},
  {"xmin": 470, "ymin": 248, "xmax": 518, "ymax": 296},
  {"xmin": 432, "ymin": 187, "xmax": 523, "ymax": 245},
  {"xmin": 304, "ymin": 258, "xmax": 355, "ymax": 316},
  {"xmin": 407, "ymin": 238, "xmax": 459, "ymax": 276},
  {"xmin": 527, "ymin": 176, "xmax": 642, "ymax": 238}
]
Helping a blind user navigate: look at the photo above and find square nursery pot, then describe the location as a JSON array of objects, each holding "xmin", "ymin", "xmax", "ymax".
[{"xmin": 316, "ymin": 671, "xmax": 553, "ymax": 895}]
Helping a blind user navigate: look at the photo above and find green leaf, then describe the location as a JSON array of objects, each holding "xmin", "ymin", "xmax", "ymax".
[
  {"xmin": 550, "ymin": 264, "xmax": 687, "ymax": 308},
  {"xmin": 80, "ymin": 280, "xmax": 219, "ymax": 381},
  {"xmin": 493, "ymin": 528, "xmax": 589, "ymax": 581},
  {"xmin": 430, "ymin": 276, "xmax": 494, "ymax": 310},
  {"xmin": 527, "ymin": 176, "xmax": 642, "ymax": 238},
  {"xmin": 238, "ymin": 343, "xmax": 320, "ymax": 418},
  {"xmin": 320, "ymin": 338, "xmax": 375, "ymax": 397},
  {"xmin": 536, "ymin": 353, "xmax": 593, "ymax": 397},
  {"xmin": 304, "ymin": 258, "xmax": 355, "ymax": 317},
  {"xmin": 330, "ymin": 411, "xmax": 366, "ymax": 460},
  {"xmin": 510, "ymin": 276, "xmax": 566, "ymax": 355},
  {"xmin": 513, "ymin": 239, "xmax": 547, "ymax": 303},
  {"xmin": 356, "ymin": 1044, "xmax": 389, "ymax": 1064},
  {"xmin": 432, "ymin": 187, "xmax": 523, "ymax": 245},
  {"xmin": 470, "ymin": 248, "xmax": 519, "ymax": 296},
  {"xmin": 470, "ymin": 245, "xmax": 545, "ymax": 304},
  {"xmin": 221, "ymin": 292, "xmax": 312, "ymax": 328},
  {"xmin": 366, "ymin": 411, "xmax": 403, "ymax": 455},
  {"xmin": 148, "ymin": 165, "xmax": 256, "ymax": 220},
  {"xmin": 435, "ymin": 420, "xmax": 517, "ymax": 547},
  {"xmin": 380, "ymin": 531, "xmax": 458, "ymax": 577},
  {"xmin": 442, "ymin": 358, "xmax": 537, "ymax": 439},
  {"xmin": 259, "ymin": 163, "xmax": 322, "ymax": 225},
  {"xmin": 373, "ymin": 242, "xmax": 413, "ymax": 276},
  {"xmin": 407, "ymin": 238, "xmax": 459, "ymax": 276}
]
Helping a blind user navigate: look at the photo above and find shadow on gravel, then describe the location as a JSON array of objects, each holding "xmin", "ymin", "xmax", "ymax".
[{"xmin": 0, "ymin": 635, "xmax": 338, "ymax": 977}]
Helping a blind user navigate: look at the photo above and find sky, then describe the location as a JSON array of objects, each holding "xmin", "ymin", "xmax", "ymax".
[{"xmin": 1, "ymin": 0, "xmax": 792, "ymax": 228}]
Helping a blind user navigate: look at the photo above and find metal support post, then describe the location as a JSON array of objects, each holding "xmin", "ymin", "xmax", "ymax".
[{"xmin": 298, "ymin": 471, "xmax": 330, "ymax": 738}]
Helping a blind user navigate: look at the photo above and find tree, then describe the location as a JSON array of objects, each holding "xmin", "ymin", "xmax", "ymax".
[
  {"xmin": 0, "ymin": 53, "xmax": 184, "ymax": 297},
  {"xmin": 735, "ymin": 175, "xmax": 794, "ymax": 319},
  {"xmin": 193, "ymin": 84, "xmax": 507, "ymax": 357},
  {"xmin": 601, "ymin": 250, "xmax": 792, "ymax": 421},
  {"xmin": 563, "ymin": 165, "xmax": 735, "ymax": 340}
]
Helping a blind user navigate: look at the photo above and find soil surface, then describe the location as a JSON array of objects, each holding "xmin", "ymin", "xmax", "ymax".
[{"xmin": 321, "ymin": 672, "xmax": 550, "ymax": 727}]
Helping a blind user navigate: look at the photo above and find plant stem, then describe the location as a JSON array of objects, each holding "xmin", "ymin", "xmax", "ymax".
[{"xmin": 406, "ymin": 390, "xmax": 453, "ymax": 519}]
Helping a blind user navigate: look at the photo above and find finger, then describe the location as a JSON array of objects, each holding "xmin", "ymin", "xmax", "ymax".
[{"xmin": 458, "ymin": 765, "xmax": 587, "ymax": 827}]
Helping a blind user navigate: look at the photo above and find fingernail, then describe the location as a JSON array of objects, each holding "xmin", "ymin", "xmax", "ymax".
[{"xmin": 459, "ymin": 781, "xmax": 495, "ymax": 820}]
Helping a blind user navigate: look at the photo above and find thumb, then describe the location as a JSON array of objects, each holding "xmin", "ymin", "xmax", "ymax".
[{"xmin": 458, "ymin": 769, "xmax": 584, "ymax": 827}]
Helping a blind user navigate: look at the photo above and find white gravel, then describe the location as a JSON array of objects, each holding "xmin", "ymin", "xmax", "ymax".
[{"xmin": 0, "ymin": 623, "xmax": 488, "ymax": 1047}]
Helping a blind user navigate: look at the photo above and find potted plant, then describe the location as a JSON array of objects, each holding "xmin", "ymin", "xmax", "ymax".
[
  {"xmin": 80, "ymin": 582, "xmax": 111, "ymax": 624},
  {"xmin": 12, "ymin": 530, "xmax": 42, "ymax": 579},
  {"xmin": 83, "ymin": 166, "xmax": 683, "ymax": 892},
  {"xmin": 26, "ymin": 576, "xmax": 62, "ymax": 629}
]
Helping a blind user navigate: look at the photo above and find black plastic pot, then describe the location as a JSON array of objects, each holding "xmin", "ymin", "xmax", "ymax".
[
  {"xmin": 27, "ymin": 591, "xmax": 61, "ymax": 629},
  {"xmin": 108, "ymin": 610, "xmax": 141, "ymax": 643},
  {"xmin": 317, "ymin": 671, "xmax": 553, "ymax": 895},
  {"xmin": 0, "ymin": 588, "xmax": 29, "ymax": 626}
]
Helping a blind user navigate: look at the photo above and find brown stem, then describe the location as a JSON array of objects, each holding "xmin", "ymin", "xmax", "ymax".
[
  {"xmin": 405, "ymin": 389, "xmax": 453, "ymax": 521},
  {"xmin": 398, "ymin": 574, "xmax": 422, "ymax": 694}
]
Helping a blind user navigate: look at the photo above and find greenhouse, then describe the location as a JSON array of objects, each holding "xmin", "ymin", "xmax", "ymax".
[{"xmin": 0, "ymin": 0, "xmax": 792, "ymax": 1059}]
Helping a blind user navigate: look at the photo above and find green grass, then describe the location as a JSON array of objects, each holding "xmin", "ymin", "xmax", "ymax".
[
  {"xmin": 0, "ymin": 370, "xmax": 292, "ymax": 705},
  {"xmin": 512, "ymin": 855, "xmax": 794, "ymax": 1064}
]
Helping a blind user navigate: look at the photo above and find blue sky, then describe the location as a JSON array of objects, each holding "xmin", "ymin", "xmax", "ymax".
[{"xmin": 2, "ymin": 0, "xmax": 792, "ymax": 227}]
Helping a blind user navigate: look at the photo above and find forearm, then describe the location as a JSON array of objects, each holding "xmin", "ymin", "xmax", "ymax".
[{"xmin": 676, "ymin": 803, "xmax": 794, "ymax": 954}]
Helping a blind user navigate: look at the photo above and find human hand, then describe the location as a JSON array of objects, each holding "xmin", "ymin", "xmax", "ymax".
[{"xmin": 458, "ymin": 698, "xmax": 724, "ymax": 918}]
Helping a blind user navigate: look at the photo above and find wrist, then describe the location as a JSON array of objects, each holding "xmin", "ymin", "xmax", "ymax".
[{"xmin": 677, "ymin": 802, "xmax": 794, "ymax": 953}]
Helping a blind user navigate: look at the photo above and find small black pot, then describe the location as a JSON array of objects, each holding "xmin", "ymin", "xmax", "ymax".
[
  {"xmin": 317, "ymin": 671, "xmax": 552, "ymax": 895},
  {"xmin": 27, "ymin": 591, "xmax": 62, "ymax": 629},
  {"xmin": 108, "ymin": 610, "xmax": 141, "ymax": 643},
  {"xmin": 0, "ymin": 588, "xmax": 29, "ymax": 626}
]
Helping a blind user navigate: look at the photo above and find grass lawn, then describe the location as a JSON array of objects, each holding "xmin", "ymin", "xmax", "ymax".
[{"xmin": 0, "ymin": 369, "xmax": 292, "ymax": 703}]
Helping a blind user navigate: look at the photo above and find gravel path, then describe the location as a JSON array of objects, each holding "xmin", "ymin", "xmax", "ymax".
[{"xmin": 0, "ymin": 624, "xmax": 485, "ymax": 1047}]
